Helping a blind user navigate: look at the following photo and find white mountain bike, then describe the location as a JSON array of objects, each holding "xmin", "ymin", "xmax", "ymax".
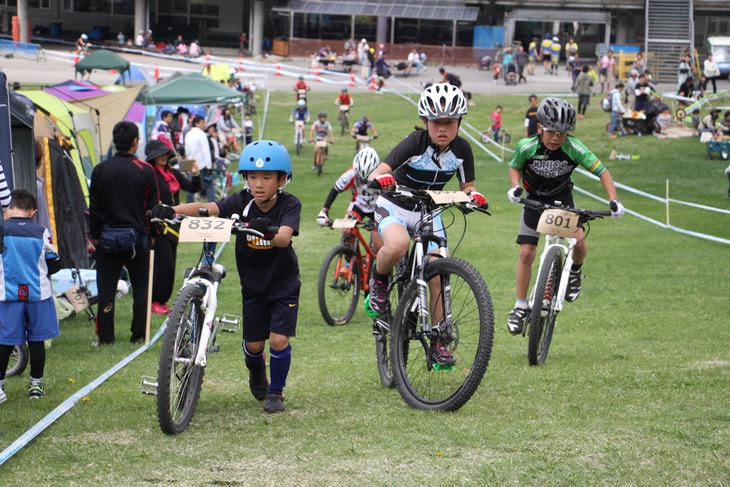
[
  {"xmin": 519, "ymin": 198, "xmax": 611, "ymax": 365},
  {"xmin": 151, "ymin": 211, "xmax": 278, "ymax": 434}
]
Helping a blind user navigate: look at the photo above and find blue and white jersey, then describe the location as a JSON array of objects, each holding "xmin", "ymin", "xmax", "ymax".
[
  {"xmin": 383, "ymin": 129, "xmax": 475, "ymax": 210},
  {"xmin": 333, "ymin": 167, "xmax": 378, "ymax": 214},
  {"xmin": 0, "ymin": 217, "xmax": 58, "ymax": 301}
]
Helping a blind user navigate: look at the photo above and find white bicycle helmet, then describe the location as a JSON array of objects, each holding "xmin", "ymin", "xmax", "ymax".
[
  {"xmin": 536, "ymin": 97, "xmax": 576, "ymax": 132},
  {"xmin": 353, "ymin": 147, "xmax": 380, "ymax": 181},
  {"xmin": 417, "ymin": 83, "xmax": 468, "ymax": 121},
  {"xmin": 297, "ymin": 99, "xmax": 306, "ymax": 107}
]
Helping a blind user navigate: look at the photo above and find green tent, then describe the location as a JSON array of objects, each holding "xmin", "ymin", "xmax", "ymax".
[
  {"xmin": 75, "ymin": 50, "xmax": 131, "ymax": 82},
  {"xmin": 137, "ymin": 72, "xmax": 243, "ymax": 105}
]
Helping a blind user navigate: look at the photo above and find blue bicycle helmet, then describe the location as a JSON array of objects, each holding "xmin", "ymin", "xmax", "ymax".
[{"xmin": 238, "ymin": 140, "xmax": 292, "ymax": 183}]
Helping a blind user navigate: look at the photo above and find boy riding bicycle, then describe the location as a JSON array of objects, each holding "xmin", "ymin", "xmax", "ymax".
[
  {"xmin": 367, "ymin": 83, "xmax": 489, "ymax": 366},
  {"xmin": 506, "ymin": 97, "xmax": 625, "ymax": 335},
  {"xmin": 351, "ymin": 116, "xmax": 379, "ymax": 152},
  {"xmin": 151, "ymin": 140, "xmax": 301, "ymax": 414},
  {"xmin": 309, "ymin": 111, "xmax": 335, "ymax": 167},
  {"xmin": 316, "ymin": 147, "xmax": 382, "ymax": 249}
]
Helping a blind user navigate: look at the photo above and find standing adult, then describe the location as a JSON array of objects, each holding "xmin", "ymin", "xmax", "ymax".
[
  {"xmin": 527, "ymin": 37, "xmax": 539, "ymax": 75},
  {"xmin": 524, "ymin": 94, "xmax": 540, "ymax": 137},
  {"xmin": 185, "ymin": 115, "xmax": 216, "ymax": 202},
  {"xmin": 574, "ymin": 65, "xmax": 594, "ymax": 119},
  {"xmin": 678, "ymin": 54, "xmax": 692, "ymax": 89},
  {"xmin": 703, "ymin": 53, "xmax": 720, "ymax": 94},
  {"xmin": 625, "ymin": 70, "xmax": 639, "ymax": 111},
  {"xmin": 565, "ymin": 37, "xmax": 579, "ymax": 72},
  {"xmin": 634, "ymin": 72, "xmax": 653, "ymax": 113},
  {"xmin": 89, "ymin": 122, "xmax": 159, "ymax": 345},
  {"xmin": 599, "ymin": 49, "xmax": 617, "ymax": 93},
  {"xmin": 514, "ymin": 45, "xmax": 528, "ymax": 84},
  {"xmin": 541, "ymin": 34, "xmax": 553, "ymax": 74},
  {"xmin": 239, "ymin": 32, "xmax": 247, "ymax": 55},
  {"xmin": 145, "ymin": 141, "xmax": 200, "ymax": 315}
]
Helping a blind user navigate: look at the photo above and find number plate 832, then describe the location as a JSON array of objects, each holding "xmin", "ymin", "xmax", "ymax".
[{"xmin": 179, "ymin": 217, "xmax": 234, "ymax": 243}]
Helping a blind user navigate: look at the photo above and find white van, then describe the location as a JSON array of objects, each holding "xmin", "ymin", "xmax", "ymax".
[{"xmin": 706, "ymin": 36, "xmax": 730, "ymax": 79}]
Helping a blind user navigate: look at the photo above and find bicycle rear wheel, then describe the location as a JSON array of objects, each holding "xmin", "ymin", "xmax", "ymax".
[
  {"xmin": 157, "ymin": 284, "xmax": 206, "ymax": 434},
  {"xmin": 318, "ymin": 245, "xmax": 360, "ymax": 326},
  {"xmin": 527, "ymin": 246, "xmax": 562, "ymax": 366},
  {"xmin": 391, "ymin": 257, "xmax": 494, "ymax": 411},
  {"xmin": 6, "ymin": 343, "xmax": 29, "ymax": 377}
]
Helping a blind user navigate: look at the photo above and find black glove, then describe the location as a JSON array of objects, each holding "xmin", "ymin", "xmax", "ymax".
[
  {"xmin": 150, "ymin": 204, "xmax": 176, "ymax": 220},
  {"xmin": 248, "ymin": 217, "xmax": 276, "ymax": 240}
]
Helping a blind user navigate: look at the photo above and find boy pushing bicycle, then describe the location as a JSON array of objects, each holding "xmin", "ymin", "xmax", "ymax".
[
  {"xmin": 151, "ymin": 140, "xmax": 301, "ymax": 414},
  {"xmin": 506, "ymin": 97, "xmax": 625, "ymax": 335}
]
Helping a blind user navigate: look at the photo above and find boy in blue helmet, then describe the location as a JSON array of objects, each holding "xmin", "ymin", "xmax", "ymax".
[{"xmin": 151, "ymin": 140, "xmax": 301, "ymax": 414}]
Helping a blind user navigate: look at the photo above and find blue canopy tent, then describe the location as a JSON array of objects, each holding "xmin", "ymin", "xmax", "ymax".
[{"xmin": 116, "ymin": 64, "xmax": 155, "ymax": 86}]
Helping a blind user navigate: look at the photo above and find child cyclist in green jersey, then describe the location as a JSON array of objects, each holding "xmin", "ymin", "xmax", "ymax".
[
  {"xmin": 367, "ymin": 83, "xmax": 489, "ymax": 366},
  {"xmin": 506, "ymin": 97, "xmax": 625, "ymax": 335},
  {"xmin": 151, "ymin": 140, "xmax": 301, "ymax": 414}
]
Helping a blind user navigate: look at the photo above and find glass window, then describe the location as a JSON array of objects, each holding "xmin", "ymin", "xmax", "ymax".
[{"xmin": 114, "ymin": 0, "xmax": 133, "ymax": 15}]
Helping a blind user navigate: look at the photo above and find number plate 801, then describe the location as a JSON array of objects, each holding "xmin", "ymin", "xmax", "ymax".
[{"xmin": 536, "ymin": 209, "xmax": 578, "ymax": 238}]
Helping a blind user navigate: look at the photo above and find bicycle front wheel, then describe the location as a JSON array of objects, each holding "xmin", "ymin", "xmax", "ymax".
[
  {"xmin": 391, "ymin": 257, "xmax": 494, "ymax": 411},
  {"xmin": 373, "ymin": 258, "xmax": 407, "ymax": 388},
  {"xmin": 527, "ymin": 246, "xmax": 562, "ymax": 366},
  {"xmin": 157, "ymin": 284, "xmax": 207, "ymax": 434},
  {"xmin": 318, "ymin": 245, "xmax": 360, "ymax": 326},
  {"xmin": 6, "ymin": 343, "xmax": 29, "ymax": 377}
]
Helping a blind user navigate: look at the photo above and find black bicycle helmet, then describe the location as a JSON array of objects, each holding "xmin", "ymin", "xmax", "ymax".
[
  {"xmin": 536, "ymin": 97, "xmax": 576, "ymax": 132},
  {"xmin": 318, "ymin": 111, "xmax": 327, "ymax": 118}
]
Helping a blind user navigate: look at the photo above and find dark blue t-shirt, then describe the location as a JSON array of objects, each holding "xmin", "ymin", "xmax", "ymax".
[{"xmin": 216, "ymin": 190, "xmax": 301, "ymax": 295}]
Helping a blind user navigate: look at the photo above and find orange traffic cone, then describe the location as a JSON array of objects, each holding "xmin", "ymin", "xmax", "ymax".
[
  {"xmin": 368, "ymin": 73, "xmax": 378, "ymax": 90},
  {"xmin": 348, "ymin": 69, "xmax": 356, "ymax": 87},
  {"xmin": 153, "ymin": 65, "xmax": 160, "ymax": 81},
  {"xmin": 238, "ymin": 55, "xmax": 244, "ymax": 72},
  {"xmin": 73, "ymin": 53, "xmax": 79, "ymax": 66},
  {"xmin": 275, "ymin": 62, "xmax": 282, "ymax": 76},
  {"xmin": 315, "ymin": 67, "xmax": 322, "ymax": 82}
]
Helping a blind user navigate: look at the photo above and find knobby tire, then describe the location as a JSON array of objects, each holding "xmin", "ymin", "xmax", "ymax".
[
  {"xmin": 318, "ymin": 245, "xmax": 360, "ymax": 326},
  {"xmin": 527, "ymin": 246, "xmax": 562, "ymax": 366},
  {"xmin": 391, "ymin": 257, "xmax": 494, "ymax": 411},
  {"xmin": 157, "ymin": 284, "xmax": 207, "ymax": 434}
]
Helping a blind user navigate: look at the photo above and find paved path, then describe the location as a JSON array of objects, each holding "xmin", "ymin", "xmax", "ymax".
[{"xmin": 1, "ymin": 45, "xmax": 680, "ymax": 97}]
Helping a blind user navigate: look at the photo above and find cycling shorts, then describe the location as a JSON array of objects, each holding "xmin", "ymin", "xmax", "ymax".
[{"xmin": 374, "ymin": 196, "xmax": 446, "ymax": 252}]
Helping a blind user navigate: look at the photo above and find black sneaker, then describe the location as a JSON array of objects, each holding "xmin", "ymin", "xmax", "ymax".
[
  {"xmin": 249, "ymin": 371, "xmax": 268, "ymax": 401},
  {"xmin": 368, "ymin": 276, "xmax": 390, "ymax": 315},
  {"xmin": 429, "ymin": 340, "xmax": 456, "ymax": 366},
  {"xmin": 566, "ymin": 271, "xmax": 583, "ymax": 302},
  {"xmin": 507, "ymin": 307, "xmax": 528, "ymax": 335},
  {"xmin": 29, "ymin": 384, "xmax": 44, "ymax": 399},
  {"xmin": 264, "ymin": 393, "xmax": 285, "ymax": 413}
]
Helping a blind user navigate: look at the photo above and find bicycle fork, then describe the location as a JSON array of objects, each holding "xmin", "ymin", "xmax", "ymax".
[
  {"xmin": 530, "ymin": 235, "xmax": 575, "ymax": 317},
  {"xmin": 187, "ymin": 276, "xmax": 222, "ymax": 368}
]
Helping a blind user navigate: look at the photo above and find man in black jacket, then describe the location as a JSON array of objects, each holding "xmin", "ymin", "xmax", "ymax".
[{"xmin": 89, "ymin": 122, "xmax": 159, "ymax": 345}]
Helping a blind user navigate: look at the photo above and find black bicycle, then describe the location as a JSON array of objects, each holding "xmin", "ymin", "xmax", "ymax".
[{"xmin": 371, "ymin": 185, "xmax": 494, "ymax": 411}]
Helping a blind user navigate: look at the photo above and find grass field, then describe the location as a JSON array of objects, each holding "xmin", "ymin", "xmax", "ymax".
[{"xmin": 1, "ymin": 89, "xmax": 729, "ymax": 486}]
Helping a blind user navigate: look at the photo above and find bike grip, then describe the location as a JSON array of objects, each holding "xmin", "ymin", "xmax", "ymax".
[
  {"xmin": 520, "ymin": 198, "xmax": 542, "ymax": 208},
  {"xmin": 367, "ymin": 179, "xmax": 382, "ymax": 190},
  {"xmin": 266, "ymin": 226, "xmax": 280, "ymax": 234},
  {"xmin": 593, "ymin": 211, "xmax": 612, "ymax": 217}
]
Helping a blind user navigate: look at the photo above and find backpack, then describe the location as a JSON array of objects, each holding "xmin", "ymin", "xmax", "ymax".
[{"xmin": 601, "ymin": 94, "xmax": 612, "ymax": 112}]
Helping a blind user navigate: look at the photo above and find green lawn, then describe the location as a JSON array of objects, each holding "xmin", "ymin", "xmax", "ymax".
[{"xmin": 1, "ymin": 90, "xmax": 728, "ymax": 485}]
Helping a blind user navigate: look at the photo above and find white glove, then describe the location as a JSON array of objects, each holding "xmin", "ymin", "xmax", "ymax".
[
  {"xmin": 610, "ymin": 200, "xmax": 625, "ymax": 220},
  {"xmin": 316, "ymin": 210, "xmax": 329, "ymax": 226},
  {"xmin": 507, "ymin": 186, "xmax": 524, "ymax": 204}
]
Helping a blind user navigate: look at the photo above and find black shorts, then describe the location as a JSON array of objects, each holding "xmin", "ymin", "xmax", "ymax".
[
  {"xmin": 242, "ymin": 276, "xmax": 301, "ymax": 342},
  {"xmin": 516, "ymin": 191, "xmax": 576, "ymax": 246},
  {"xmin": 542, "ymin": 53, "xmax": 551, "ymax": 62}
]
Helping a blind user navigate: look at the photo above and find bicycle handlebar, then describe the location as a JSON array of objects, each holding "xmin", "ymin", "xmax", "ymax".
[
  {"xmin": 325, "ymin": 218, "xmax": 378, "ymax": 231},
  {"xmin": 148, "ymin": 213, "xmax": 279, "ymax": 239},
  {"xmin": 519, "ymin": 198, "xmax": 611, "ymax": 220},
  {"xmin": 366, "ymin": 182, "xmax": 490, "ymax": 215}
]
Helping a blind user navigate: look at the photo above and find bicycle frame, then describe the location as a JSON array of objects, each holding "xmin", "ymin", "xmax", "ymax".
[
  {"xmin": 183, "ymin": 260, "xmax": 225, "ymax": 368},
  {"xmin": 529, "ymin": 233, "xmax": 576, "ymax": 316}
]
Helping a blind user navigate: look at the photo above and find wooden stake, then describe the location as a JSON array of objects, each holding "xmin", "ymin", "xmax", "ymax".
[
  {"xmin": 145, "ymin": 250, "xmax": 155, "ymax": 343},
  {"xmin": 665, "ymin": 178, "xmax": 670, "ymax": 227}
]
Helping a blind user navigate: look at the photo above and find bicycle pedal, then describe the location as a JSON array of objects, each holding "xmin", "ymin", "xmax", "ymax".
[
  {"xmin": 139, "ymin": 375, "xmax": 158, "ymax": 396},
  {"xmin": 432, "ymin": 363, "xmax": 456, "ymax": 371},
  {"xmin": 219, "ymin": 314, "xmax": 241, "ymax": 333}
]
